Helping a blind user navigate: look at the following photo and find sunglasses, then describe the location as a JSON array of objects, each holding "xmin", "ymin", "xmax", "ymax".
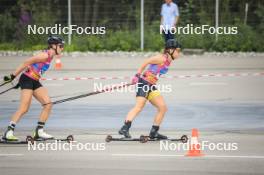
[{"xmin": 58, "ymin": 44, "xmax": 64, "ymax": 48}]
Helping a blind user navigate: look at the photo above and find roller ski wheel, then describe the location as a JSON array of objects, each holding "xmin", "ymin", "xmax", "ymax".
[
  {"xmin": 180, "ymin": 135, "xmax": 188, "ymax": 143},
  {"xmin": 105, "ymin": 135, "xmax": 113, "ymax": 142},
  {"xmin": 26, "ymin": 136, "xmax": 34, "ymax": 144},
  {"xmin": 139, "ymin": 135, "xmax": 148, "ymax": 143},
  {"xmin": 66, "ymin": 135, "xmax": 74, "ymax": 143}
]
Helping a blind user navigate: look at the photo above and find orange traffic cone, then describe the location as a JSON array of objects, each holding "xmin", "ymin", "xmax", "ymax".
[
  {"xmin": 186, "ymin": 128, "xmax": 204, "ymax": 157},
  {"xmin": 55, "ymin": 58, "xmax": 62, "ymax": 70}
]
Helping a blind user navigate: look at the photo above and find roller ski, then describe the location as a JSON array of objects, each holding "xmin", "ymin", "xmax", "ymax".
[
  {"xmin": 105, "ymin": 135, "xmax": 145, "ymax": 142},
  {"xmin": 139, "ymin": 125, "xmax": 188, "ymax": 143},
  {"xmin": 139, "ymin": 134, "xmax": 188, "ymax": 143},
  {"xmin": 29, "ymin": 128, "xmax": 74, "ymax": 143},
  {"xmin": 27, "ymin": 135, "xmax": 74, "ymax": 144},
  {"xmin": 0, "ymin": 137, "xmax": 34, "ymax": 144},
  {"xmin": 0, "ymin": 129, "xmax": 34, "ymax": 144},
  {"xmin": 106, "ymin": 121, "xmax": 144, "ymax": 142}
]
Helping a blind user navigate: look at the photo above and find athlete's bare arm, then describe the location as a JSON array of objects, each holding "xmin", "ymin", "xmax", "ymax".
[
  {"xmin": 137, "ymin": 54, "xmax": 164, "ymax": 74},
  {"xmin": 13, "ymin": 52, "xmax": 49, "ymax": 77}
]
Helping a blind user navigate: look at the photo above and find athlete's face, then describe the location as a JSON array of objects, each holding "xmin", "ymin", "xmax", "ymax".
[{"xmin": 55, "ymin": 44, "xmax": 64, "ymax": 55}]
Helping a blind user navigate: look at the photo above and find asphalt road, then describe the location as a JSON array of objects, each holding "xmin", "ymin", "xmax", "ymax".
[{"xmin": 0, "ymin": 53, "xmax": 264, "ymax": 175}]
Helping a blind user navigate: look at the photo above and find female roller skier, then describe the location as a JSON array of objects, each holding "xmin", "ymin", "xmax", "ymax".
[
  {"xmin": 118, "ymin": 39, "xmax": 181, "ymax": 139},
  {"xmin": 2, "ymin": 36, "xmax": 64, "ymax": 141}
]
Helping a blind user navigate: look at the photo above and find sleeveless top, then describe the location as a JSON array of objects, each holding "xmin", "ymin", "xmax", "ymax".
[
  {"xmin": 24, "ymin": 50, "xmax": 53, "ymax": 81},
  {"xmin": 142, "ymin": 54, "xmax": 171, "ymax": 84}
]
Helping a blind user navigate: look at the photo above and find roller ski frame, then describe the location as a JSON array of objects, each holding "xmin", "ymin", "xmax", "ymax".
[
  {"xmin": 105, "ymin": 135, "xmax": 145, "ymax": 142},
  {"xmin": 29, "ymin": 135, "xmax": 74, "ymax": 144},
  {"xmin": 0, "ymin": 135, "xmax": 74, "ymax": 144},
  {"xmin": 0, "ymin": 136, "xmax": 34, "ymax": 144},
  {"xmin": 139, "ymin": 135, "xmax": 188, "ymax": 143},
  {"xmin": 105, "ymin": 134, "xmax": 188, "ymax": 143}
]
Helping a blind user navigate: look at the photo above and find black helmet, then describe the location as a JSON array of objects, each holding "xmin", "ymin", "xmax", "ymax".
[
  {"xmin": 47, "ymin": 36, "xmax": 65, "ymax": 45},
  {"xmin": 165, "ymin": 39, "xmax": 181, "ymax": 49}
]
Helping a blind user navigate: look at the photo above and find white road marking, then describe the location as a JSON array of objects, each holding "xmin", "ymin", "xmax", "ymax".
[
  {"xmin": 206, "ymin": 155, "xmax": 264, "ymax": 159},
  {"xmin": 112, "ymin": 154, "xmax": 184, "ymax": 157},
  {"xmin": 0, "ymin": 154, "xmax": 24, "ymax": 157},
  {"xmin": 189, "ymin": 82, "xmax": 227, "ymax": 86},
  {"xmin": 1, "ymin": 153, "xmax": 264, "ymax": 159},
  {"xmin": 112, "ymin": 154, "xmax": 264, "ymax": 159}
]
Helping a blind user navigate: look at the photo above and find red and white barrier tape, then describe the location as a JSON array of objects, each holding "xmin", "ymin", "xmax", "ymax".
[{"xmin": 40, "ymin": 72, "xmax": 264, "ymax": 81}]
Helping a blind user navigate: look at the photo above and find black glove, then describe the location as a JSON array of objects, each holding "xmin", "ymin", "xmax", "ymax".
[
  {"xmin": 3, "ymin": 74, "xmax": 16, "ymax": 83},
  {"xmin": 132, "ymin": 73, "xmax": 141, "ymax": 84},
  {"xmin": 135, "ymin": 73, "xmax": 141, "ymax": 78}
]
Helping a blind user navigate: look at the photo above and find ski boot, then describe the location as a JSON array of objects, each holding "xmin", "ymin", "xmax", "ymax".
[
  {"xmin": 118, "ymin": 121, "xmax": 132, "ymax": 138},
  {"xmin": 149, "ymin": 125, "xmax": 168, "ymax": 140},
  {"xmin": 33, "ymin": 128, "xmax": 54, "ymax": 140}
]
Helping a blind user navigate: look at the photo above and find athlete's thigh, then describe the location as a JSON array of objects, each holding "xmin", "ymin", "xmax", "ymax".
[
  {"xmin": 135, "ymin": 96, "xmax": 148, "ymax": 109},
  {"xmin": 33, "ymin": 87, "xmax": 51, "ymax": 105},
  {"xmin": 149, "ymin": 94, "xmax": 166, "ymax": 109},
  {"xmin": 18, "ymin": 89, "xmax": 33, "ymax": 109}
]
